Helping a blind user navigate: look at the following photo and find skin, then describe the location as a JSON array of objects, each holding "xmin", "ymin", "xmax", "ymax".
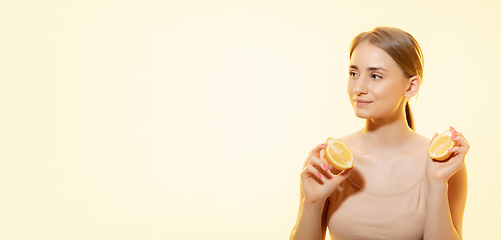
[{"xmin": 290, "ymin": 41, "xmax": 468, "ymax": 240}]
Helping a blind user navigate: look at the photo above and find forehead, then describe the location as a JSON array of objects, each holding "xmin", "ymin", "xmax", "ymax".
[{"xmin": 350, "ymin": 42, "xmax": 399, "ymax": 71}]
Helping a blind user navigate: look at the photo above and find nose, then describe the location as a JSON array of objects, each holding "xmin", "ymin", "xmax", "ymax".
[{"xmin": 354, "ymin": 78, "xmax": 368, "ymax": 96}]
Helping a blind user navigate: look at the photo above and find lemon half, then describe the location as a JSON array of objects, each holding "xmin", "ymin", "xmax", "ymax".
[
  {"xmin": 324, "ymin": 137, "xmax": 354, "ymax": 170},
  {"xmin": 428, "ymin": 130, "xmax": 455, "ymax": 161}
]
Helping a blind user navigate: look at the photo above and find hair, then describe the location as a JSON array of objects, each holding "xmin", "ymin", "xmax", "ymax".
[{"xmin": 349, "ymin": 26, "xmax": 424, "ymax": 130}]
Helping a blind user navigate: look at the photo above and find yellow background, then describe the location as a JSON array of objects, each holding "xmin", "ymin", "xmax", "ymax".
[{"xmin": 1, "ymin": 0, "xmax": 500, "ymax": 239}]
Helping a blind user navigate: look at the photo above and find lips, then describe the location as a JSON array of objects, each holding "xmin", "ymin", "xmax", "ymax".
[{"xmin": 354, "ymin": 98, "xmax": 373, "ymax": 106}]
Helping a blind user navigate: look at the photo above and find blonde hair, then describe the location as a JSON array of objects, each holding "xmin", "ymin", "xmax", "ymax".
[{"xmin": 349, "ymin": 27, "xmax": 424, "ymax": 130}]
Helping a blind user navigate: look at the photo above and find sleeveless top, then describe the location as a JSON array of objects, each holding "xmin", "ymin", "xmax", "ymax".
[{"xmin": 326, "ymin": 171, "xmax": 427, "ymax": 240}]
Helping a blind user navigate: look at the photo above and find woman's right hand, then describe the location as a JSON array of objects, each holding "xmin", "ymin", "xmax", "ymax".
[{"xmin": 300, "ymin": 143, "xmax": 352, "ymax": 204}]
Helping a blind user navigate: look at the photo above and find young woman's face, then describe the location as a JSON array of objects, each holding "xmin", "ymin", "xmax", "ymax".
[{"xmin": 347, "ymin": 41, "xmax": 410, "ymax": 120}]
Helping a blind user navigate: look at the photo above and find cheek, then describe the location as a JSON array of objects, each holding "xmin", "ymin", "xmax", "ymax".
[
  {"xmin": 370, "ymin": 84, "xmax": 386, "ymax": 99},
  {"xmin": 372, "ymin": 82, "xmax": 404, "ymax": 104}
]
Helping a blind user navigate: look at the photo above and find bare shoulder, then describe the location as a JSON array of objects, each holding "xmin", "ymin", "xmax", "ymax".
[
  {"xmin": 413, "ymin": 132, "xmax": 432, "ymax": 149},
  {"xmin": 337, "ymin": 130, "xmax": 363, "ymax": 149}
]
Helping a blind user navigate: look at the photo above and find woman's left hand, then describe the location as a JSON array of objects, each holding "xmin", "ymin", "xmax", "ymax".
[{"xmin": 426, "ymin": 126, "xmax": 470, "ymax": 183}]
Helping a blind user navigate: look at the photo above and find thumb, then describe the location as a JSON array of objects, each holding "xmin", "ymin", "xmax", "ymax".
[
  {"xmin": 340, "ymin": 167, "xmax": 353, "ymax": 176},
  {"xmin": 334, "ymin": 168, "xmax": 353, "ymax": 184}
]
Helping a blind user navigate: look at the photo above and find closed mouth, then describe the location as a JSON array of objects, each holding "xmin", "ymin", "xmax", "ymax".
[{"xmin": 354, "ymin": 98, "xmax": 373, "ymax": 104}]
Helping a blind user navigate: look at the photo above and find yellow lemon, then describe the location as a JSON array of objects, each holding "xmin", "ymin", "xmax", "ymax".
[
  {"xmin": 428, "ymin": 130, "xmax": 455, "ymax": 161},
  {"xmin": 324, "ymin": 137, "xmax": 354, "ymax": 170}
]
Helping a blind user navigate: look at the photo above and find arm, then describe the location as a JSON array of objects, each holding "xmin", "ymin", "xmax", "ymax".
[
  {"xmin": 290, "ymin": 144, "xmax": 351, "ymax": 240},
  {"xmin": 424, "ymin": 165, "xmax": 467, "ymax": 240},
  {"xmin": 289, "ymin": 191, "xmax": 329, "ymax": 240},
  {"xmin": 424, "ymin": 128, "xmax": 469, "ymax": 240}
]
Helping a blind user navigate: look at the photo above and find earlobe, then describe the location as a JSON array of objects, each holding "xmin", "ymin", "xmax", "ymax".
[{"xmin": 404, "ymin": 76, "xmax": 421, "ymax": 98}]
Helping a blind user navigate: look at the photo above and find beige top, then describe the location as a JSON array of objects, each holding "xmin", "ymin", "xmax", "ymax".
[{"xmin": 327, "ymin": 171, "xmax": 427, "ymax": 240}]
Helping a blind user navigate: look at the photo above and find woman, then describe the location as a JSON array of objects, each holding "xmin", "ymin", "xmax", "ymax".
[{"xmin": 290, "ymin": 27, "xmax": 469, "ymax": 240}]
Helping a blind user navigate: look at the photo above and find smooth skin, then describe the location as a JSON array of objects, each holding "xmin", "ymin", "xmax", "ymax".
[{"xmin": 290, "ymin": 42, "xmax": 468, "ymax": 240}]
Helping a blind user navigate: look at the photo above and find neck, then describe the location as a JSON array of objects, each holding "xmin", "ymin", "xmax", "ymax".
[{"xmin": 361, "ymin": 107, "xmax": 414, "ymax": 154}]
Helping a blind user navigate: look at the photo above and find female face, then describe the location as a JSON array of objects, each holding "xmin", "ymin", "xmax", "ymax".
[{"xmin": 347, "ymin": 41, "xmax": 410, "ymax": 120}]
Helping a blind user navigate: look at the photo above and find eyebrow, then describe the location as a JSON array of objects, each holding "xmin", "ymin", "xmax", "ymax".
[{"xmin": 349, "ymin": 65, "xmax": 387, "ymax": 72}]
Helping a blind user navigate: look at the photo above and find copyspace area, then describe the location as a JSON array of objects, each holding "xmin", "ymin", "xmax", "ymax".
[{"xmin": 1, "ymin": 0, "xmax": 500, "ymax": 239}]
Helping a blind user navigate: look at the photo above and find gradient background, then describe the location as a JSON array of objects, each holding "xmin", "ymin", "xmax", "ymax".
[{"xmin": 1, "ymin": 0, "xmax": 500, "ymax": 239}]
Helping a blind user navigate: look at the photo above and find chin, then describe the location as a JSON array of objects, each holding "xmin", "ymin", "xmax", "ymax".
[
  {"xmin": 353, "ymin": 109, "xmax": 373, "ymax": 119},
  {"xmin": 353, "ymin": 107, "xmax": 389, "ymax": 120},
  {"xmin": 354, "ymin": 114, "xmax": 371, "ymax": 119},
  {"xmin": 353, "ymin": 113, "xmax": 372, "ymax": 120},
  {"xmin": 353, "ymin": 108, "xmax": 397, "ymax": 121}
]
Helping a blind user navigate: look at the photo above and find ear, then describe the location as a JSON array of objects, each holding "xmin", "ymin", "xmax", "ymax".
[{"xmin": 404, "ymin": 75, "xmax": 421, "ymax": 98}]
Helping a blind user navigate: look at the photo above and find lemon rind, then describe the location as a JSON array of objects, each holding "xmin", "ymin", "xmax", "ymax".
[
  {"xmin": 428, "ymin": 130, "xmax": 455, "ymax": 161},
  {"xmin": 325, "ymin": 138, "xmax": 354, "ymax": 170}
]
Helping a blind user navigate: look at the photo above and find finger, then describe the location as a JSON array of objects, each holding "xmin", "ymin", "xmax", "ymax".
[
  {"xmin": 309, "ymin": 156, "xmax": 330, "ymax": 170},
  {"xmin": 309, "ymin": 143, "xmax": 327, "ymax": 157},
  {"xmin": 448, "ymin": 136, "xmax": 469, "ymax": 157},
  {"xmin": 451, "ymin": 135, "xmax": 469, "ymax": 150},
  {"xmin": 448, "ymin": 147, "xmax": 462, "ymax": 157},
  {"xmin": 448, "ymin": 144, "xmax": 468, "ymax": 156},
  {"xmin": 309, "ymin": 156, "xmax": 334, "ymax": 178},
  {"xmin": 340, "ymin": 167, "xmax": 353, "ymax": 176},
  {"xmin": 451, "ymin": 130, "xmax": 469, "ymax": 144},
  {"xmin": 451, "ymin": 127, "xmax": 468, "ymax": 142},
  {"xmin": 302, "ymin": 165, "xmax": 324, "ymax": 180},
  {"xmin": 334, "ymin": 168, "xmax": 353, "ymax": 183}
]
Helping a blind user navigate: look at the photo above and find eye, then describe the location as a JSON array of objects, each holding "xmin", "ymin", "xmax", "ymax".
[
  {"xmin": 349, "ymin": 71, "xmax": 359, "ymax": 78},
  {"xmin": 370, "ymin": 74, "xmax": 382, "ymax": 80}
]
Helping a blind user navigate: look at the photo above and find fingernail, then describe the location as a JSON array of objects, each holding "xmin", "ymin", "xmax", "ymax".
[
  {"xmin": 451, "ymin": 135, "xmax": 457, "ymax": 138},
  {"xmin": 323, "ymin": 165, "xmax": 329, "ymax": 170},
  {"xmin": 321, "ymin": 143, "xmax": 326, "ymax": 146},
  {"xmin": 317, "ymin": 173, "xmax": 322, "ymax": 178},
  {"xmin": 448, "ymin": 148, "xmax": 453, "ymax": 152},
  {"xmin": 452, "ymin": 130, "xmax": 457, "ymax": 134},
  {"xmin": 451, "ymin": 126, "xmax": 456, "ymax": 131}
]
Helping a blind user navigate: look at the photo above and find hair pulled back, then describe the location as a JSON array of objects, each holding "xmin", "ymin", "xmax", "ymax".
[{"xmin": 349, "ymin": 27, "xmax": 424, "ymax": 130}]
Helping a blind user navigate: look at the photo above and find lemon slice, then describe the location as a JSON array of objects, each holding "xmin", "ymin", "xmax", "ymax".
[
  {"xmin": 324, "ymin": 137, "xmax": 354, "ymax": 170},
  {"xmin": 428, "ymin": 130, "xmax": 455, "ymax": 161}
]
